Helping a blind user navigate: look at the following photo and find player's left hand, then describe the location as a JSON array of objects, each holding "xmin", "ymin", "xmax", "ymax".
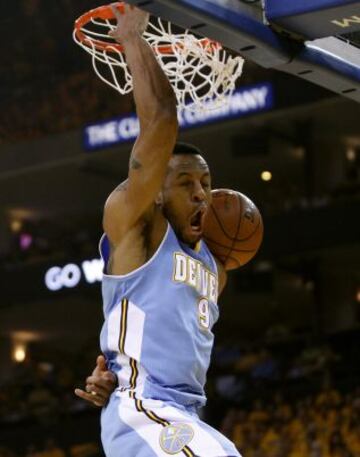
[{"xmin": 74, "ymin": 355, "xmax": 117, "ymax": 407}]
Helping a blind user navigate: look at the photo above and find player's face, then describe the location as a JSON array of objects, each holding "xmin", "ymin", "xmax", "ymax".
[{"xmin": 160, "ymin": 154, "xmax": 212, "ymax": 246}]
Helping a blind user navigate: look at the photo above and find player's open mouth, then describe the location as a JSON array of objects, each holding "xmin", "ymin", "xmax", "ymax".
[{"xmin": 189, "ymin": 207, "xmax": 206, "ymax": 233}]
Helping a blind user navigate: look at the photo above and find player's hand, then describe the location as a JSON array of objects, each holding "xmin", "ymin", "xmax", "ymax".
[
  {"xmin": 74, "ymin": 355, "xmax": 117, "ymax": 407},
  {"xmin": 109, "ymin": 3, "xmax": 149, "ymax": 43}
]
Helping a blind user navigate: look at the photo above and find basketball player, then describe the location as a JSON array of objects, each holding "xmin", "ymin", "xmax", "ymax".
[{"xmin": 75, "ymin": 3, "xmax": 239, "ymax": 456}]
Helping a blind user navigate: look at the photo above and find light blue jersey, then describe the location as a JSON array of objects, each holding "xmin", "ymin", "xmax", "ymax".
[
  {"xmin": 99, "ymin": 222, "xmax": 219, "ymax": 410},
  {"xmin": 99, "ymin": 222, "xmax": 241, "ymax": 456}
]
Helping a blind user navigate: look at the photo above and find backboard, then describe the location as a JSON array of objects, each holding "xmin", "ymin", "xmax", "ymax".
[{"xmin": 125, "ymin": 0, "xmax": 360, "ymax": 102}]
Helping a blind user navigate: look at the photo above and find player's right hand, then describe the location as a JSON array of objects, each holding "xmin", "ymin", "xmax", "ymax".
[
  {"xmin": 74, "ymin": 355, "xmax": 117, "ymax": 407},
  {"xmin": 109, "ymin": 3, "xmax": 149, "ymax": 43}
]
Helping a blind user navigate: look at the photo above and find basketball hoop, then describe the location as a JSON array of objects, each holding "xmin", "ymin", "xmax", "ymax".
[{"xmin": 73, "ymin": 3, "xmax": 245, "ymax": 112}]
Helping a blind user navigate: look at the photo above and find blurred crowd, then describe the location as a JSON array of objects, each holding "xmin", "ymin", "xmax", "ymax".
[
  {"xmin": 2, "ymin": 0, "xmax": 133, "ymax": 143},
  {"xmin": 221, "ymin": 387, "xmax": 360, "ymax": 457},
  {"xmin": 1, "ymin": 330, "xmax": 359, "ymax": 455},
  {"xmin": 0, "ymin": 340, "xmax": 103, "ymax": 456},
  {"xmin": 1, "ymin": 71, "xmax": 130, "ymax": 143},
  {"xmin": 210, "ymin": 336, "xmax": 358, "ymax": 406},
  {"xmin": 6, "ymin": 219, "xmax": 100, "ymax": 264},
  {"xmin": 0, "ymin": 440, "xmax": 100, "ymax": 457},
  {"xmin": 0, "ymin": 342, "xmax": 100, "ymax": 428},
  {"xmin": 2, "ymin": 0, "xmax": 262, "ymax": 143},
  {"xmin": 211, "ymin": 333, "xmax": 360, "ymax": 457}
]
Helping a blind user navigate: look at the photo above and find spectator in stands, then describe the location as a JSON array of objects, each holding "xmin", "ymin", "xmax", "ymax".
[{"xmin": 37, "ymin": 439, "xmax": 66, "ymax": 457}]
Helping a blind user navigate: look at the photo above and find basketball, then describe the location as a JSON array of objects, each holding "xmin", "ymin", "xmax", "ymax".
[{"xmin": 203, "ymin": 189, "xmax": 264, "ymax": 270}]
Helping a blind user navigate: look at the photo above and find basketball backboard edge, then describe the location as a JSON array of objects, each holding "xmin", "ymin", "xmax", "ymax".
[{"xmin": 126, "ymin": 0, "xmax": 360, "ymax": 102}]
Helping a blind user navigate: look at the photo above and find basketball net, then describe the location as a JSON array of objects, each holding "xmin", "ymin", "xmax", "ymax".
[{"xmin": 73, "ymin": 4, "xmax": 245, "ymax": 113}]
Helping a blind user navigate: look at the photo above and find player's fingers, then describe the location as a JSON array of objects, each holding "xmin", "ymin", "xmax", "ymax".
[
  {"xmin": 74, "ymin": 388, "xmax": 107, "ymax": 407},
  {"xmin": 124, "ymin": 4, "xmax": 135, "ymax": 13},
  {"xmin": 86, "ymin": 382, "xmax": 111, "ymax": 398},
  {"xmin": 86, "ymin": 375, "xmax": 116, "ymax": 390},
  {"xmin": 88, "ymin": 391, "xmax": 107, "ymax": 406},
  {"xmin": 75, "ymin": 387, "xmax": 91, "ymax": 399},
  {"xmin": 92, "ymin": 355, "xmax": 107, "ymax": 376},
  {"xmin": 90, "ymin": 391, "xmax": 107, "ymax": 405},
  {"xmin": 97, "ymin": 355, "xmax": 107, "ymax": 370},
  {"xmin": 85, "ymin": 385, "xmax": 113, "ymax": 399},
  {"xmin": 103, "ymin": 371, "xmax": 117, "ymax": 384},
  {"xmin": 110, "ymin": 3, "xmax": 123, "ymax": 21}
]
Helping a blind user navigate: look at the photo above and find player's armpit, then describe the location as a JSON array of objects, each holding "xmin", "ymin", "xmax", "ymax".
[
  {"xmin": 215, "ymin": 256, "xmax": 228, "ymax": 296},
  {"xmin": 103, "ymin": 111, "xmax": 177, "ymax": 244}
]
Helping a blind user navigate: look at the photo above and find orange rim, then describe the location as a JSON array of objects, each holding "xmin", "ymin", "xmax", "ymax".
[{"xmin": 74, "ymin": 2, "xmax": 220, "ymax": 54}]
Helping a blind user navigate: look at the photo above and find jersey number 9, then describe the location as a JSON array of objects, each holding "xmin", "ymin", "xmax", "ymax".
[{"xmin": 198, "ymin": 298, "xmax": 210, "ymax": 330}]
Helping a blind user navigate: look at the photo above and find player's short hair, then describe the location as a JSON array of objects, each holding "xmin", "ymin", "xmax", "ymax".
[{"xmin": 172, "ymin": 142, "xmax": 203, "ymax": 156}]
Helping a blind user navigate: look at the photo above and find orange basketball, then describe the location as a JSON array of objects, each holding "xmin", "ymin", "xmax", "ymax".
[{"xmin": 203, "ymin": 189, "xmax": 264, "ymax": 270}]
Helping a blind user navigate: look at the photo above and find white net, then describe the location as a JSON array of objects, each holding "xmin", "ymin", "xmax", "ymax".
[{"xmin": 73, "ymin": 10, "xmax": 245, "ymax": 112}]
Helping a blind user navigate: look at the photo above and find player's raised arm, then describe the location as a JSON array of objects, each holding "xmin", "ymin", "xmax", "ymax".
[{"xmin": 103, "ymin": 4, "xmax": 178, "ymax": 244}]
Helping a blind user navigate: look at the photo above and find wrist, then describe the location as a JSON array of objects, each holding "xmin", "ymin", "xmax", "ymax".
[{"xmin": 121, "ymin": 31, "xmax": 143, "ymax": 45}]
